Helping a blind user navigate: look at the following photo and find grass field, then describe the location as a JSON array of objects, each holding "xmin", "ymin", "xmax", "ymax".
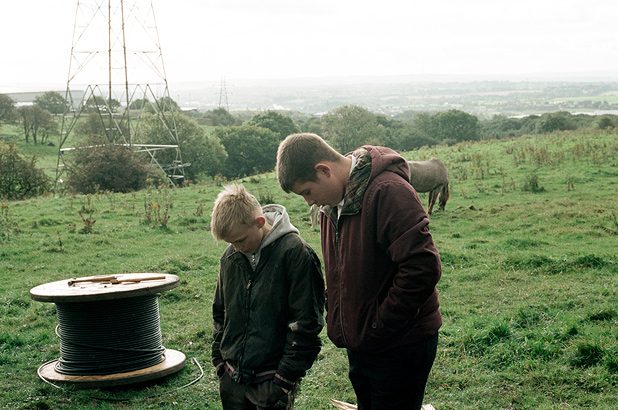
[{"xmin": 1, "ymin": 129, "xmax": 618, "ymax": 409}]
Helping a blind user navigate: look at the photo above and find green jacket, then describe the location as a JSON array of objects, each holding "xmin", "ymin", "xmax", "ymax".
[{"xmin": 212, "ymin": 205, "xmax": 325, "ymax": 389}]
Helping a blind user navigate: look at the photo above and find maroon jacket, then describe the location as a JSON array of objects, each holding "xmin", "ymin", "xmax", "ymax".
[{"xmin": 319, "ymin": 146, "xmax": 442, "ymax": 352}]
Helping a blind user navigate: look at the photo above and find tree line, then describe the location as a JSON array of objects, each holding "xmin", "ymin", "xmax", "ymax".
[{"xmin": 1, "ymin": 91, "xmax": 617, "ymax": 199}]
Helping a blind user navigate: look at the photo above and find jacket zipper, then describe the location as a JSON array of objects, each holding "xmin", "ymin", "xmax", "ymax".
[{"xmin": 237, "ymin": 276, "xmax": 252, "ymax": 381}]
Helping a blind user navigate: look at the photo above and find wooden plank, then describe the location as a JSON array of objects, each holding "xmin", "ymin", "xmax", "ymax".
[{"xmin": 330, "ymin": 399, "xmax": 435, "ymax": 410}]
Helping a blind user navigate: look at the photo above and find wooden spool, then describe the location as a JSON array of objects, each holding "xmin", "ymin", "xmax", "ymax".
[{"xmin": 30, "ymin": 273, "xmax": 186, "ymax": 388}]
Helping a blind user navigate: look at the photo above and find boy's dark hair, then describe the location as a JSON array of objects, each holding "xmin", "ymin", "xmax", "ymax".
[{"xmin": 276, "ymin": 133, "xmax": 341, "ymax": 192}]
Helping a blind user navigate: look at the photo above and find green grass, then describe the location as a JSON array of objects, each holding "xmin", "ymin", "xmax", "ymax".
[{"xmin": 1, "ymin": 129, "xmax": 618, "ymax": 409}]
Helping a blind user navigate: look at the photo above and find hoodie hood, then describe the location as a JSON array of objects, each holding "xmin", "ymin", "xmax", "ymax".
[
  {"xmin": 363, "ymin": 145, "xmax": 410, "ymax": 182},
  {"xmin": 241, "ymin": 204, "xmax": 299, "ymax": 270},
  {"xmin": 338, "ymin": 145, "xmax": 410, "ymax": 216},
  {"xmin": 260, "ymin": 204, "xmax": 299, "ymax": 248}
]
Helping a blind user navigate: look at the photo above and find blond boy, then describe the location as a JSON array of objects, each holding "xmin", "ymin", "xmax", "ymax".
[{"xmin": 210, "ymin": 183, "xmax": 325, "ymax": 410}]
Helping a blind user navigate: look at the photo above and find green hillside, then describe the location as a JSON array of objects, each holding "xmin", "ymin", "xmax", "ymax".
[{"xmin": 1, "ymin": 129, "xmax": 617, "ymax": 409}]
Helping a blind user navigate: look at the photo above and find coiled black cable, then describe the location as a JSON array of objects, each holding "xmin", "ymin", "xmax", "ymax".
[{"xmin": 54, "ymin": 295, "xmax": 166, "ymax": 375}]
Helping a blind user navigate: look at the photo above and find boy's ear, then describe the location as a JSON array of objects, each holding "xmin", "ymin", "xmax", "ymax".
[
  {"xmin": 255, "ymin": 216, "xmax": 266, "ymax": 229},
  {"xmin": 315, "ymin": 162, "xmax": 332, "ymax": 177}
]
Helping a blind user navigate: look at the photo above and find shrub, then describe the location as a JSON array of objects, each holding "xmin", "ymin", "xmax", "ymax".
[
  {"xmin": 215, "ymin": 125, "xmax": 280, "ymax": 178},
  {"xmin": 522, "ymin": 171, "xmax": 545, "ymax": 192},
  {"xmin": 136, "ymin": 112, "xmax": 227, "ymax": 180},
  {"xmin": 596, "ymin": 115, "xmax": 616, "ymax": 129},
  {"xmin": 0, "ymin": 142, "xmax": 51, "ymax": 200},
  {"xmin": 64, "ymin": 142, "xmax": 155, "ymax": 194},
  {"xmin": 536, "ymin": 111, "xmax": 577, "ymax": 134},
  {"xmin": 245, "ymin": 110, "xmax": 300, "ymax": 140},
  {"xmin": 199, "ymin": 107, "xmax": 241, "ymax": 127}
]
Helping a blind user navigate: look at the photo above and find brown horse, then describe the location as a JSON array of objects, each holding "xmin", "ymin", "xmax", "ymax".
[{"xmin": 407, "ymin": 158, "xmax": 450, "ymax": 214}]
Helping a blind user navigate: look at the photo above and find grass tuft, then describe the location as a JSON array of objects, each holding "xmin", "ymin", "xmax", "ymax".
[{"xmin": 569, "ymin": 342, "xmax": 605, "ymax": 368}]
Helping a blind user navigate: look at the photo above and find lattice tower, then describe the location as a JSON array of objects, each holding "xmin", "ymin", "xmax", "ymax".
[
  {"xmin": 56, "ymin": 0, "xmax": 187, "ymax": 187},
  {"xmin": 218, "ymin": 76, "xmax": 229, "ymax": 111}
]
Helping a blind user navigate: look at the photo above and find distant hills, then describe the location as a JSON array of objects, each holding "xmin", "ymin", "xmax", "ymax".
[
  {"xmin": 170, "ymin": 74, "xmax": 618, "ymax": 117},
  {"xmin": 4, "ymin": 71, "xmax": 618, "ymax": 117}
]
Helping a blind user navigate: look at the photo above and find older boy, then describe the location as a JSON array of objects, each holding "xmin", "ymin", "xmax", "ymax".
[
  {"xmin": 210, "ymin": 183, "xmax": 325, "ymax": 410},
  {"xmin": 276, "ymin": 133, "xmax": 442, "ymax": 410}
]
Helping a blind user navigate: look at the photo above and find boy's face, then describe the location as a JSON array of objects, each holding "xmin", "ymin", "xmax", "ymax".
[
  {"xmin": 223, "ymin": 219, "xmax": 264, "ymax": 254},
  {"xmin": 291, "ymin": 166, "xmax": 344, "ymax": 207}
]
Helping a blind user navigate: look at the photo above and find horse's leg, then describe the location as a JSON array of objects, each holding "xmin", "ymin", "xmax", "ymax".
[{"xmin": 427, "ymin": 190, "xmax": 437, "ymax": 214}]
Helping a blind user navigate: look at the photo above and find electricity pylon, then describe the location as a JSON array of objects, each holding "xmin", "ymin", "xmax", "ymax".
[
  {"xmin": 56, "ymin": 0, "xmax": 187, "ymax": 187},
  {"xmin": 218, "ymin": 76, "xmax": 229, "ymax": 111}
]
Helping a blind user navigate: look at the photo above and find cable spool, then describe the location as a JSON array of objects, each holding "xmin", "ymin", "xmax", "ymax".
[{"xmin": 30, "ymin": 273, "xmax": 186, "ymax": 388}]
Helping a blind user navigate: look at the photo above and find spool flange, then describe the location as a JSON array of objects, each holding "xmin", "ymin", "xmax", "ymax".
[
  {"xmin": 37, "ymin": 348, "xmax": 186, "ymax": 388},
  {"xmin": 30, "ymin": 273, "xmax": 180, "ymax": 303}
]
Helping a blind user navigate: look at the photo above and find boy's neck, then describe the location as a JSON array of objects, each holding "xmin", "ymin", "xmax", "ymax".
[
  {"xmin": 340, "ymin": 156, "xmax": 354, "ymax": 200},
  {"xmin": 259, "ymin": 222, "xmax": 272, "ymax": 240},
  {"xmin": 337, "ymin": 155, "xmax": 354, "ymax": 185}
]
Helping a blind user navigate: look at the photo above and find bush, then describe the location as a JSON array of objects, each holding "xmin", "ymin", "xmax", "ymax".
[
  {"xmin": 596, "ymin": 115, "xmax": 616, "ymax": 129},
  {"xmin": 522, "ymin": 171, "xmax": 545, "ymax": 192},
  {"xmin": 0, "ymin": 142, "xmax": 51, "ymax": 200},
  {"xmin": 215, "ymin": 125, "xmax": 280, "ymax": 178},
  {"xmin": 64, "ymin": 142, "xmax": 155, "ymax": 194},
  {"xmin": 245, "ymin": 110, "xmax": 300, "ymax": 140},
  {"xmin": 433, "ymin": 109, "xmax": 481, "ymax": 143},
  {"xmin": 199, "ymin": 107, "xmax": 241, "ymax": 127},
  {"xmin": 536, "ymin": 111, "xmax": 576, "ymax": 134},
  {"xmin": 136, "ymin": 112, "xmax": 227, "ymax": 180}
]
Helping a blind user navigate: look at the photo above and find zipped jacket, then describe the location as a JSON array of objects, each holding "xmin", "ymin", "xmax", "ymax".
[
  {"xmin": 212, "ymin": 205, "xmax": 325, "ymax": 389},
  {"xmin": 320, "ymin": 146, "xmax": 442, "ymax": 353}
]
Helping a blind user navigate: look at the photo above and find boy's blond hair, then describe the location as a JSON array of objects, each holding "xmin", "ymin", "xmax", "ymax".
[
  {"xmin": 276, "ymin": 133, "xmax": 341, "ymax": 193},
  {"xmin": 211, "ymin": 184, "xmax": 262, "ymax": 241}
]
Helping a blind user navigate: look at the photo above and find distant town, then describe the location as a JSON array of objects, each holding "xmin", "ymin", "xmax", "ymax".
[{"xmin": 5, "ymin": 75, "xmax": 618, "ymax": 119}]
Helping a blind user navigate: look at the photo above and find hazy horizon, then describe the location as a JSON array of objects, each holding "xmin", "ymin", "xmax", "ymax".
[{"xmin": 3, "ymin": 69, "xmax": 618, "ymax": 95}]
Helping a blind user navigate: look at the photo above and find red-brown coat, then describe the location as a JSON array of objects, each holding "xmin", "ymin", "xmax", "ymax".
[{"xmin": 320, "ymin": 145, "xmax": 442, "ymax": 353}]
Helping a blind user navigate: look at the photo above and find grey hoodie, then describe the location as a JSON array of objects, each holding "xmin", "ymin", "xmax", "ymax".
[{"xmin": 242, "ymin": 204, "xmax": 299, "ymax": 271}]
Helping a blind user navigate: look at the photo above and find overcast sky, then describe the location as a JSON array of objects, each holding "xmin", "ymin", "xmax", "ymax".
[{"xmin": 2, "ymin": 0, "xmax": 618, "ymax": 92}]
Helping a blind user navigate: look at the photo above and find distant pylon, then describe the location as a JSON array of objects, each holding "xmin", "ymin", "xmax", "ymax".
[
  {"xmin": 218, "ymin": 76, "xmax": 229, "ymax": 111},
  {"xmin": 56, "ymin": 0, "xmax": 187, "ymax": 187}
]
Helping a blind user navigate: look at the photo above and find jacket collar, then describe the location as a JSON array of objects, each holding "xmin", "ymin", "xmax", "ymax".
[{"xmin": 323, "ymin": 148, "xmax": 372, "ymax": 221}]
